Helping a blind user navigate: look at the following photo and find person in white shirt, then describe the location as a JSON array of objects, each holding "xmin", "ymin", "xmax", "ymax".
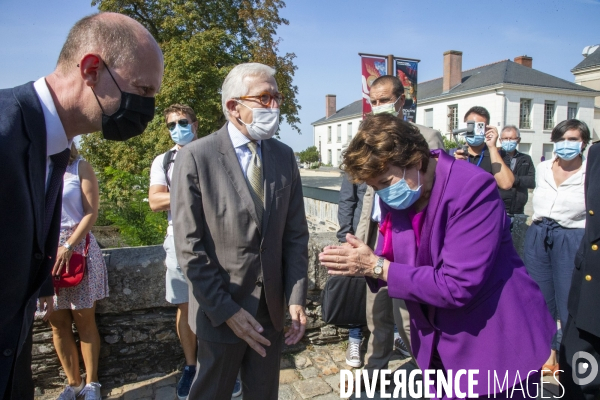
[
  {"xmin": 149, "ymin": 104, "xmax": 205, "ymax": 400},
  {"xmin": 524, "ymin": 119, "xmax": 591, "ymax": 376}
]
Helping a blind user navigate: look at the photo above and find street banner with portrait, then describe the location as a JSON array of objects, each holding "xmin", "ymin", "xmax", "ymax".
[
  {"xmin": 395, "ymin": 59, "xmax": 418, "ymax": 122},
  {"xmin": 361, "ymin": 56, "xmax": 387, "ymax": 119}
]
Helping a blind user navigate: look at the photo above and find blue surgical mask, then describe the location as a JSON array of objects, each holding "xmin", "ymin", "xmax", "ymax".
[
  {"xmin": 501, "ymin": 140, "xmax": 518, "ymax": 153},
  {"xmin": 170, "ymin": 124, "xmax": 195, "ymax": 145},
  {"xmin": 376, "ymin": 169, "xmax": 422, "ymax": 210},
  {"xmin": 554, "ymin": 141, "xmax": 582, "ymax": 161},
  {"xmin": 466, "ymin": 135, "xmax": 485, "ymax": 147}
]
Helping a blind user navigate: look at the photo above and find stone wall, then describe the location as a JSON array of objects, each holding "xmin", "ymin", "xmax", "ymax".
[{"xmin": 33, "ymin": 232, "xmax": 343, "ymax": 391}]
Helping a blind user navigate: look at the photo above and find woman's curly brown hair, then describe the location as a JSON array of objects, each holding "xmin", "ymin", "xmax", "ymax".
[{"xmin": 342, "ymin": 113, "xmax": 430, "ymax": 183}]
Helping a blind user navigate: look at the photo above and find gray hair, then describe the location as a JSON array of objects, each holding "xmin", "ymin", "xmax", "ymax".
[
  {"xmin": 57, "ymin": 13, "xmax": 149, "ymax": 73},
  {"xmin": 501, "ymin": 125, "xmax": 520, "ymax": 138},
  {"xmin": 221, "ymin": 63, "xmax": 276, "ymax": 119}
]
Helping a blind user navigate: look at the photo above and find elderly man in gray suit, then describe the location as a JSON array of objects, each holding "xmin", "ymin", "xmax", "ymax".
[{"xmin": 172, "ymin": 63, "xmax": 309, "ymax": 399}]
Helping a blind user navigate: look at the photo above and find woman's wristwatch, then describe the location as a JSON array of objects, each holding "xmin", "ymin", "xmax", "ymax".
[
  {"xmin": 63, "ymin": 242, "xmax": 74, "ymax": 252},
  {"xmin": 372, "ymin": 257, "xmax": 384, "ymax": 279}
]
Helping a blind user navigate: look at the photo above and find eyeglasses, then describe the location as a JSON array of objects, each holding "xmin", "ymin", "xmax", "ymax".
[
  {"xmin": 236, "ymin": 92, "xmax": 284, "ymax": 107},
  {"xmin": 167, "ymin": 119, "xmax": 190, "ymax": 131}
]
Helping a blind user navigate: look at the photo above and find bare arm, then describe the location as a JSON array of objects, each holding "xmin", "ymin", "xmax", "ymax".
[
  {"xmin": 486, "ymin": 126, "xmax": 514, "ymax": 190},
  {"xmin": 148, "ymin": 184, "xmax": 170, "ymax": 211},
  {"xmin": 52, "ymin": 160, "xmax": 99, "ymax": 276}
]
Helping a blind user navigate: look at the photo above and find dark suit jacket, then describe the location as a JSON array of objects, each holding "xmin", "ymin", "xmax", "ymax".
[
  {"xmin": 568, "ymin": 142, "xmax": 600, "ymax": 338},
  {"xmin": 336, "ymin": 176, "xmax": 366, "ymax": 242},
  {"xmin": 0, "ymin": 82, "xmax": 63, "ymax": 395},
  {"xmin": 171, "ymin": 124, "xmax": 309, "ymax": 343}
]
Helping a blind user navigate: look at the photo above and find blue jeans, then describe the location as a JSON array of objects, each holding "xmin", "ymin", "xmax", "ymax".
[
  {"xmin": 524, "ymin": 218, "xmax": 584, "ymax": 351},
  {"xmin": 348, "ymin": 325, "xmax": 363, "ymax": 341},
  {"xmin": 349, "ymin": 325, "xmax": 398, "ymax": 340}
]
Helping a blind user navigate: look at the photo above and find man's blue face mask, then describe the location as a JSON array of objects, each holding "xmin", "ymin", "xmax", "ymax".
[{"xmin": 466, "ymin": 135, "xmax": 485, "ymax": 147}]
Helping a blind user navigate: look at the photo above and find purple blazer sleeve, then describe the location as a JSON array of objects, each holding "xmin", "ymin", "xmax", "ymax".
[{"xmin": 386, "ymin": 171, "xmax": 505, "ymax": 309}]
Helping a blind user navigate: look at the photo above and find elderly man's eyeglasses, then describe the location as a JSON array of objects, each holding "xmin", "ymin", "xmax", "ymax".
[
  {"xmin": 167, "ymin": 119, "xmax": 190, "ymax": 131},
  {"xmin": 236, "ymin": 92, "xmax": 284, "ymax": 107}
]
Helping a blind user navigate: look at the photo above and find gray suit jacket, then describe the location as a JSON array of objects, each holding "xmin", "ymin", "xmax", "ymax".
[
  {"xmin": 171, "ymin": 124, "xmax": 309, "ymax": 343},
  {"xmin": 355, "ymin": 123, "xmax": 444, "ymax": 248}
]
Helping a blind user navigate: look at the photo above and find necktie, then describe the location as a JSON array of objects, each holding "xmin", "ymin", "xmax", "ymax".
[
  {"xmin": 246, "ymin": 142, "xmax": 264, "ymax": 223},
  {"xmin": 44, "ymin": 148, "xmax": 71, "ymax": 240}
]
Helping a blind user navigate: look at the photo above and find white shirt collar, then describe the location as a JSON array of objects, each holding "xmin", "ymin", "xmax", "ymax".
[
  {"xmin": 227, "ymin": 122, "xmax": 261, "ymax": 149},
  {"xmin": 33, "ymin": 77, "xmax": 69, "ymax": 157}
]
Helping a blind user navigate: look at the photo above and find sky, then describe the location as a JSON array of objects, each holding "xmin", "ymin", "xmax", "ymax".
[{"xmin": 1, "ymin": 0, "xmax": 599, "ymax": 152}]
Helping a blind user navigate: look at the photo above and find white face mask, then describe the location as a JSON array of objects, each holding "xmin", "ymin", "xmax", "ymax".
[
  {"xmin": 236, "ymin": 101, "xmax": 280, "ymax": 140},
  {"xmin": 371, "ymin": 97, "xmax": 400, "ymax": 116}
]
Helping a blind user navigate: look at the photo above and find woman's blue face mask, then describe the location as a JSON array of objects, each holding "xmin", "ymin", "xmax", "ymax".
[
  {"xmin": 554, "ymin": 141, "xmax": 582, "ymax": 161},
  {"xmin": 376, "ymin": 168, "xmax": 422, "ymax": 210}
]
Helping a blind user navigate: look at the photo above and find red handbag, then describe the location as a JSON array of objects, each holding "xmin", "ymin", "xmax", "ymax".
[{"xmin": 53, "ymin": 234, "xmax": 89, "ymax": 294}]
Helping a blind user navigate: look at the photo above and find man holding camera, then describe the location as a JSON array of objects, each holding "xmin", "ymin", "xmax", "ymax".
[{"xmin": 454, "ymin": 106, "xmax": 514, "ymax": 190}]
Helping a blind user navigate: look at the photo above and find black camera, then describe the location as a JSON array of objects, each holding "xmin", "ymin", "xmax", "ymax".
[{"xmin": 452, "ymin": 120, "xmax": 476, "ymax": 155}]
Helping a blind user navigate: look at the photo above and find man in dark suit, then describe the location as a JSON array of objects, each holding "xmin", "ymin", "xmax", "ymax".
[
  {"xmin": 0, "ymin": 13, "xmax": 163, "ymax": 399},
  {"xmin": 560, "ymin": 141, "xmax": 600, "ymax": 399},
  {"xmin": 172, "ymin": 63, "xmax": 309, "ymax": 399}
]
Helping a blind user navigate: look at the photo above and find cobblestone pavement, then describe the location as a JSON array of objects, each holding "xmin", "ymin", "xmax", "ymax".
[
  {"xmin": 36, "ymin": 341, "xmax": 411, "ymax": 400},
  {"xmin": 36, "ymin": 338, "xmax": 562, "ymax": 399}
]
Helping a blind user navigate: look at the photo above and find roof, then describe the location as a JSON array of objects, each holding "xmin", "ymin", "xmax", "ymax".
[
  {"xmin": 313, "ymin": 59, "xmax": 599, "ymax": 123},
  {"xmin": 572, "ymin": 48, "xmax": 600, "ymax": 72},
  {"xmin": 311, "ymin": 100, "xmax": 362, "ymax": 126},
  {"xmin": 419, "ymin": 59, "xmax": 597, "ymax": 102}
]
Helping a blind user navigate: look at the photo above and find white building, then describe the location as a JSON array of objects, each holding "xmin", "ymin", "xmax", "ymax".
[
  {"xmin": 311, "ymin": 95, "xmax": 361, "ymax": 166},
  {"xmin": 312, "ymin": 51, "xmax": 599, "ymax": 167},
  {"xmin": 572, "ymin": 44, "xmax": 600, "ymax": 139}
]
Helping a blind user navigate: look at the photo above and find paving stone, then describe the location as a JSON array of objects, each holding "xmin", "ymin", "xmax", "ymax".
[
  {"xmin": 293, "ymin": 354, "xmax": 312, "ymax": 369},
  {"xmin": 336, "ymin": 361, "xmax": 354, "ymax": 371},
  {"xmin": 323, "ymin": 373, "xmax": 342, "ymax": 392},
  {"xmin": 299, "ymin": 366, "xmax": 319, "ymax": 379},
  {"xmin": 309, "ymin": 352, "xmax": 339, "ymax": 376},
  {"xmin": 329, "ymin": 349, "xmax": 345, "ymax": 363},
  {"xmin": 154, "ymin": 385, "xmax": 175, "ymax": 400},
  {"xmin": 153, "ymin": 373, "xmax": 177, "ymax": 388},
  {"xmin": 280, "ymin": 369, "xmax": 300, "ymax": 384},
  {"xmin": 122, "ymin": 381, "xmax": 154, "ymax": 400},
  {"xmin": 312, "ymin": 393, "xmax": 343, "ymax": 400},
  {"xmin": 292, "ymin": 377, "xmax": 332, "ymax": 399},
  {"xmin": 278, "ymin": 384, "xmax": 301, "ymax": 400}
]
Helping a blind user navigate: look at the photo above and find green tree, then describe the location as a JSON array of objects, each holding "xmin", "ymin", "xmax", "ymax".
[
  {"xmin": 443, "ymin": 135, "xmax": 464, "ymax": 151},
  {"xmin": 81, "ymin": 0, "xmax": 300, "ymax": 245},
  {"xmin": 298, "ymin": 146, "xmax": 320, "ymax": 164}
]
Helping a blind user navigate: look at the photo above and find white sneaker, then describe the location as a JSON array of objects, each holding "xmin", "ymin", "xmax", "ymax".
[
  {"xmin": 345, "ymin": 341, "xmax": 362, "ymax": 368},
  {"xmin": 77, "ymin": 382, "xmax": 101, "ymax": 400},
  {"xmin": 57, "ymin": 385, "xmax": 76, "ymax": 400}
]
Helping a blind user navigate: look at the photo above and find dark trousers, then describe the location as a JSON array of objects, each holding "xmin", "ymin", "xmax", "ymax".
[
  {"xmin": 188, "ymin": 292, "xmax": 283, "ymax": 400},
  {"xmin": 560, "ymin": 316, "xmax": 600, "ymax": 400},
  {"xmin": 524, "ymin": 219, "xmax": 584, "ymax": 351},
  {"xmin": 3, "ymin": 326, "xmax": 33, "ymax": 400}
]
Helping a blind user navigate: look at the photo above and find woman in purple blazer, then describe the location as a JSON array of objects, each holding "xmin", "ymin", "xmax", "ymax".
[{"xmin": 320, "ymin": 114, "xmax": 555, "ymax": 399}]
